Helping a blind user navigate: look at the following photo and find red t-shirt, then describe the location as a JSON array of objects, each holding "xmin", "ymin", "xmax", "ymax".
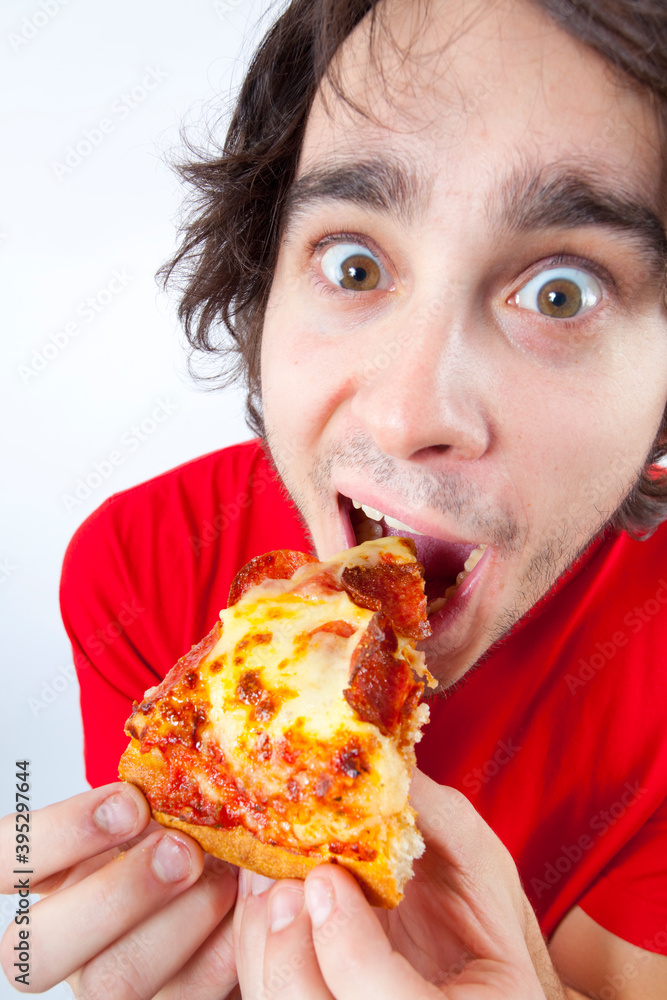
[{"xmin": 60, "ymin": 438, "xmax": 667, "ymax": 953}]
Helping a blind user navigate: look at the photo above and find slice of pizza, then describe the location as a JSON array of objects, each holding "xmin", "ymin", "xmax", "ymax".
[{"xmin": 119, "ymin": 536, "xmax": 435, "ymax": 907}]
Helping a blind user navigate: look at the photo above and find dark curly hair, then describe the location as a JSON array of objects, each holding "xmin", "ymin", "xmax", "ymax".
[{"xmin": 160, "ymin": 0, "xmax": 667, "ymax": 539}]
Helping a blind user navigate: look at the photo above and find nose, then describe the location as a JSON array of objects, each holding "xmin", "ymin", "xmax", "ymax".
[{"xmin": 349, "ymin": 309, "xmax": 491, "ymax": 463}]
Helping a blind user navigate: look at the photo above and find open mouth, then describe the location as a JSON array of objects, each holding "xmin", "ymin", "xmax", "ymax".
[{"xmin": 342, "ymin": 496, "xmax": 488, "ymax": 617}]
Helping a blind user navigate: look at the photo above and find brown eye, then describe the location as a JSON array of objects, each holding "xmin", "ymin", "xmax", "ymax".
[
  {"xmin": 321, "ymin": 243, "xmax": 385, "ymax": 291},
  {"xmin": 512, "ymin": 266, "xmax": 602, "ymax": 319},
  {"xmin": 537, "ymin": 278, "xmax": 582, "ymax": 318},
  {"xmin": 339, "ymin": 254, "xmax": 381, "ymax": 290}
]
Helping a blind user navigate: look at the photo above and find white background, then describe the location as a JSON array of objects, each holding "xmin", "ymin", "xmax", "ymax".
[{"xmin": 0, "ymin": 1, "xmax": 278, "ymax": 994}]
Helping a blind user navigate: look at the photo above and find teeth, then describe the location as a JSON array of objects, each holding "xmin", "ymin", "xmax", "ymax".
[
  {"xmin": 352, "ymin": 500, "xmax": 383, "ymax": 521},
  {"xmin": 463, "ymin": 544, "xmax": 487, "ymax": 572},
  {"xmin": 455, "ymin": 543, "xmax": 488, "ymax": 586},
  {"xmin": 351, "ymin": 500, "xmax": 425, "ymax": 535},
  {"xmin": 383, "ymin": 513, "xmax": 426, "ymax": 536},
  {"xmin": 427, "ymin": 543, "xmax": 489, "ymax": 616}
]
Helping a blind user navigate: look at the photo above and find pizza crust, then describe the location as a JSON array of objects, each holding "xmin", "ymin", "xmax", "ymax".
[
  {"xmin": 153, "ymin": 812, "xmax": 403, "ymax": 908},
  {"xmin": 120, "ymin": 738, "xmax": 409, "ymax": 907}
]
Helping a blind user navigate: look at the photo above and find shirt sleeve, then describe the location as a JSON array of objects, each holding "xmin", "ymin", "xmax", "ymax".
[
  {"xmin": 577, "ymin": 795, "xmax": 667, "ymax": 955},
  {"xmin": 59, "ymin": 497, "xmax": 167, "ymax": 788},
  {"xmin": 58, "ymin": 472, "xmax": 228, "ymax": 788}
]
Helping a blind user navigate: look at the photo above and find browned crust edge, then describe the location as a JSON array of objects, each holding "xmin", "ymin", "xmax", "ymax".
[{"xmin": 119, "ymin": 739, "xmax": 402, "ymax": 908}]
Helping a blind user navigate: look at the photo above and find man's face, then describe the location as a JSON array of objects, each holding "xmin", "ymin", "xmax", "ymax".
[{"xmin": 260, "ymin": 0, "xmax": 667, "ymax": 688}]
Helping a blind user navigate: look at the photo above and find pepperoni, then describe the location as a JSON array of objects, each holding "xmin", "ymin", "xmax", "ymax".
[
  {"xmin": 344, "ymin": 614, "xmax": 423, "ymax": 735},
  {"xmin": 289, "ymin": 568, "xmax": 343, "ymax": 599},
  {"xmin": 309, "ymin": 620, "xmax": 357, "ymax": 639},
  {"xmin": 341, "ymin": 563, "xmax": 431, "ymax": 640},
  {"xmin": 228, "ymin": 548, "xmax": 430, "ymax": 643},
  {"xmin": 228, "ymin": 550, "xmax": 318, "ymax": 606}
]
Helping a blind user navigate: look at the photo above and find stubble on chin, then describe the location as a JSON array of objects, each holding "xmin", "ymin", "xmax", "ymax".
[
  {"xmin": 482, "ymin": 498, "xmax": 625, "ymax": 649},
  {"xmin": 425, "ymin": 491, "xmax": 632, "ymax": 689}
]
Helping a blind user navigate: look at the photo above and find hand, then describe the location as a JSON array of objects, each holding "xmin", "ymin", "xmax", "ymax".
[
  {"xmin": 234, "ymin": 770, "xmax": 566, "ymax": 999},
  {"xmin": 0, "ymin": 782, "xmax": 239, "ymax": 998}
]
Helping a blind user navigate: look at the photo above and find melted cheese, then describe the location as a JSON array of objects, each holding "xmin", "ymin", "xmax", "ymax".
[{"xmin": 204, "ymin": 587, "xmax": 410, "ymax": 833}]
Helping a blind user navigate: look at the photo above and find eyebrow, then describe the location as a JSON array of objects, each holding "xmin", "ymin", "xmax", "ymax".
[
  {"xmin": 496, "ymin": 164, "xmax": 667, "ymax": 278},
  {"xmin": 284, "ymin": 154, "xmax": 667, "ymax": 277},
  {"xmin": 283, "ymin": 156, "xmax": 430, "ymax": 230}
]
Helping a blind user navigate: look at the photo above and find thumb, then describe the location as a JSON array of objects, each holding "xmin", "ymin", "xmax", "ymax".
[
  {"xmin": 409, "ymin": 770, "xmax": 528, "ymax": 944},
  {"xmin": 305, "ymin": 864, "xmax": 442, "ymax": 1000},
  {"xmin": 410, "ymin": 769, "xmax": 481, "ymax": 861}
]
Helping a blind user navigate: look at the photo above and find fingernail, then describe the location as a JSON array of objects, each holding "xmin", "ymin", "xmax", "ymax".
[
  {"xmin": 151, "ymin": 835, "xmax": 192, "ymax": 884},
  {"xmin": 250, "ymin": 872, "xmax": 276, "ymax": 896},
  {"xmin": 238, "ymin": 869, "xmax": 274, "ymax": 898},
  {"xmin": 270, "ymin": 885, "xmax": 303, "ymax": 932},
  {"xmin": 93, "ymin": 791, "xmax": 138, "ymax": 836},
  {"xmin": 305, "ymin": 877, "xmax": 334, "ymax": 928}
]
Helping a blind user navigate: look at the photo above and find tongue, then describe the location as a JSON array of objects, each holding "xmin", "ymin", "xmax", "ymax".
[{"xmin": 380, "ymin": 522, "xmax": 475, "ymax": 600}]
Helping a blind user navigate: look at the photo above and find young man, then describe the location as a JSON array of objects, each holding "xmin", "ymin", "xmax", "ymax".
[{"xmin": 2, "ymin": 0, "xmax": 667, "ymax": 996}]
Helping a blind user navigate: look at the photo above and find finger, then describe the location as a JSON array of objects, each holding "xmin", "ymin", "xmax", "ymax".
[
  {"xmin": 0, "ymin": 782, "xmax": 150, "ymax": 893},
  {"xmin": 153, "ymin": 908, "xmax": 236, "ymax": 1000},
  {"xmin": 69, "ymin": 857, "xmax": 238, "ymax": 1000},
  {"xmin": 305, "ymin": 865, "xmax": 441, "ymax": 1000},
  {"xmin": 234, "ymin": 869, "xmax": 275, "ymax": 999},
  {"xmin": 36, "ymin": 819, "xmax": 167, "ymax": 897},
  {"xmin": 1, "ymin": 828, "xmax": 203, "ymax": 992},
  {"xmin": 262, "ymin": 880, "xmax": 333, "ymax": 1000}
]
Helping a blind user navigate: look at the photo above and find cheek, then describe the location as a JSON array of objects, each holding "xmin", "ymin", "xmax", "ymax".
[
  {"xmin": 261, "ymin": 324, "xmax": 301, "ymax": 431},
  {"xmin": 509, "ymin": 369, "xmax": 667, "ymax": 542},
  {"xmin": 261, "ymin": 303, "xmax": 355, "ymax": 446}
]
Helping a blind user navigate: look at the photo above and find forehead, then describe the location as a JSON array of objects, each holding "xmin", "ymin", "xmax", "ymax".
[{"xmin": 297, "ymin": 0, "xmax": 666, "ymax": 221}]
